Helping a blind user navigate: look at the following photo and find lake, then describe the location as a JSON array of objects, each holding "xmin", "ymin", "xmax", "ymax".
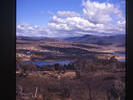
[
  {"xmin": 113, "ymin": 51, "xmax": 125, "ymax": 62},
  {"xmin": 24, "ymin": 60, "xmax": 73, "ymax": 67},
  {"xmin": 118, "ymin": 58, "xmax": 125, "ymax": 62}
]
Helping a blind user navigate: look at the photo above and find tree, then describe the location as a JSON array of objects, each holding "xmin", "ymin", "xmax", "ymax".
[
  {"xmin": 22, "ymin": 62, "xmax": 37, "ymax": 73},
  {"xmin": 54, "ymin": 63, "xmax": 60, "ymax": 70},
  {"xmin": 63, "ymin": 87, "xmax": 70, "ymax": 98},
  {"xmin": 76, "ymin": 70, "xmax": 80, "ymax": 79},
  {"xmin": 109, "ymin": 56, "xmax": 118, "ymax": 63},
  {"xmin": 107, "ymin": 80, "xmax": 125, "ymax": 100}
]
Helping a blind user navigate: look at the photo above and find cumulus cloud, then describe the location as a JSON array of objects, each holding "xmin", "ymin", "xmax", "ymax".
[
  {"xmin": 17, "ymin": 24, "xmax": 50, "ymax": 37},
  {"xmin": 82, "ymin": 0, "xmax": 123, "ymax": 24},
  {"xmin": 17, "ymin": 0, "xmax": 125, "ymax": 37},
  {"xmin": 44, "ymin": 0, "xmax": 125, "ymax": 37}
]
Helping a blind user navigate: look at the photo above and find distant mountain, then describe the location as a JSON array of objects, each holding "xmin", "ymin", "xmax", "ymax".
[
  {"xmin": 17, "ymin": 36, "xmax": 66, "ymax": 42},
  {"xmin": 64, "ymin": 34, "xmax": 125, "ymax": 46},
  {"xmin": 17, "ymin": 36, "xmax": 45, "ymax": 40},
  {"xmin": 17, "ymin": 34, "xmax": 125, "ymax": 46}
]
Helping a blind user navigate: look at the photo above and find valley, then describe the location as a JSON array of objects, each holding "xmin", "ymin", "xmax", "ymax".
[
  {"xmin": 16, "ymin": 35, "xmax": 125, "ymax": 100},
  {"xmin": 16, "ymin": 35, "xmax": 125, "ymax": 62}
]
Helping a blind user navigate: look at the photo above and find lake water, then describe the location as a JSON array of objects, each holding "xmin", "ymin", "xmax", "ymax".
[
  {"xmin": 113, "ymin": 52, "xmax": 125, "ymax": 62},
  {"xmin": 23, "ymin": 51, "xmax": 126, "ymax": 67},
  {"xmin": 118, "ymin": 58, "xmax": 125, "ymax": 62},
  {"xmin": 24, "ymin": 60, "xmax": 73, "ymax": 67}
]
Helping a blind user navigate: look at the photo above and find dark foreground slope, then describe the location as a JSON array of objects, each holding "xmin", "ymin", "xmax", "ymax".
[{"xmin": 16, "ymin": 56, "xmax": 125, "ymax": 100}]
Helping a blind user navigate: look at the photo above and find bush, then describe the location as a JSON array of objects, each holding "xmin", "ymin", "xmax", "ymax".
[
  {"xmin": 22, "ymin": 62, "xmax": 37, "ymax": 73},
  {"xmin": 42, "ymin": 66, "xmax": 55, "ymax": 71},
  {"xmin": 54, "ymin": 63, "xmax": 60, "ymax": 70},
  {"xmin": 75, "ymin": 70, "xmax": 80, "ymax": 79},
  {"xmin": 107, "ymin": 80, "xmax": 125, "ymax": 100}
]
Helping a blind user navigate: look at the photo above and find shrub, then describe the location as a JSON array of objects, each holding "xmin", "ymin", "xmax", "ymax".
[
  {"xmin": 107, "ymin": 80, "xmax": 125, "ymax": 100},
  {"xmin": 54, "ymin": 63, "xmax": 60, "ymax": 70},
  {"xmin": 22, "ymin": 62, "xmax": 37, "ymax": 73},
  {"xmin": 75, "ymin": 70, "xmax": 80, "ymax": 79}
]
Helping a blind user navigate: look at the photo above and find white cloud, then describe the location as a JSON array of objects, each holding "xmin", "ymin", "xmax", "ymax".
[
  {"xmin": 17, "ymin": 24, "xmax": 49, "ymax": 37},
  {"xmin": 48, "ymin": 11, "xmax": 54, "ymax": 15},
  {"xmin": 56, "ymin": 11, "xmax": 80, "ymax": 17},
  {"xmin": 82, "ymin": 0, "xmax": 123, "ymax": 24},
  {"xmin": 17, "ymin": 0, "xmax": 125, "ymax": 37}
]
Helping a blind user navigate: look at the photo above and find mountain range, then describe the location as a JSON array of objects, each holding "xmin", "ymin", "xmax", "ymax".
[
  {"xmin": 64, "ymin": 34, "xmax": 125, "ymax": 46},
  {"xmin": 17, "ymin": 34, "xmax": 125, "ymax": 46}
]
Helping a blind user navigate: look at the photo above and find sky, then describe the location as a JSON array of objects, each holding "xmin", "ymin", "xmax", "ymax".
[{"xmin": 17, "ymin": 0, "xmax": 125, "ymax": 37}]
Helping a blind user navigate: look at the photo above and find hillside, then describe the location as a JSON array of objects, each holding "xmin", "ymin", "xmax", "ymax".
[
  {"xmin": 16, "ymin": 35, "xmax": 125, "ymax": 100},
  {"xmin": 64, "ymin": 34, "xmax": 125, "ymax": 46}
]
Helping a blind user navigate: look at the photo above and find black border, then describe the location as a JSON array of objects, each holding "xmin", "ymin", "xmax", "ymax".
[
  {"xmin": 126, "ymin": 0, "xmax": 133, "ymax": 99},
  {"xmin": 0, "ymin": 0, "xmax": 16, "ymax": 99}
]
